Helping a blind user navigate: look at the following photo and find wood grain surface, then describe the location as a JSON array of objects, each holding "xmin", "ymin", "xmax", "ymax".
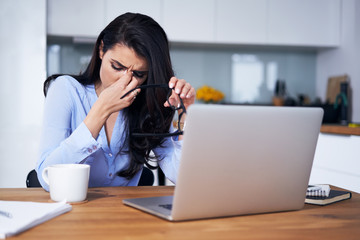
[{"xmin": 1, "ymin": 186, "xmax": 359, "ymax": 240}]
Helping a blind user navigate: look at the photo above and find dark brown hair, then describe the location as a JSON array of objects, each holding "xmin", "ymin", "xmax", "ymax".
[{"xmin": 44, "ymin": 13, "xmax": 175, "ymax": 179}]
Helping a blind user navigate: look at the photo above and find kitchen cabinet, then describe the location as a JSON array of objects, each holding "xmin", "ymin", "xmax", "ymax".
[
  {"xmin": 162, "ymin": 0, "xmax": 216, "ymax": 43},
  {"xmin": 47, "ymin": 0, "xmax": 162, "ymax": 38},
  {"xmin": 46, "ymin": 0, "xmax": 341, "ymax": 48},
  {"xmin": 47, "ymin": 0, "xmax": 105, "ymax": 37},
  {"xmin": 214, "ymin": 0, "xmax": 340, "ymax": 47},
  {"xmin": 104, "ymin": 0, "xmax": 162, "ymax": 27},
  {"xmin": 267, "ymin": 0, "xmax": 341, "ymax": 47},
  {"xmin": 166, "ymin": 0, "xmax": 340, "ymax": 47},
  {"xmin": 310, "ymin": 133, "xmax": 360, "ymax": 193},
  {"xmin": 215, "ymin": 0, "xmax": 267, "ymax": 44}
]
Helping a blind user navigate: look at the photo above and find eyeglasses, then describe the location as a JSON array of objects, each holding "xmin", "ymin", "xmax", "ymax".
[{"xmin": 120, "ymin": 84, "xmax": 186, "ymax": 138}]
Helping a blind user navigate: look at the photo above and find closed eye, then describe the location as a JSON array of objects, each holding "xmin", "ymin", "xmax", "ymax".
[
  {"xmin": 133, "ymin": 71, "xmax": 147, "ymax": 79},
  {"xmin": 111, "ymin": 63, "xmax": 125, "ymax": 72},
  {"xmin": 110, "ymin": 59, "xmax": 148, "ymax": 79}
]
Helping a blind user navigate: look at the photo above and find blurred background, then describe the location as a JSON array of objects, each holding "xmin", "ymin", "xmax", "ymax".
[{"xmin": 1, "ymin": 0, "xmax": 359, "ymax": 188}]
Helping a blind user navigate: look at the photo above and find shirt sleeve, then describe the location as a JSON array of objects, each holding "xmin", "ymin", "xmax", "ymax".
[
  {"xmin": 36, "ymin": 78, "xmax": 101, "ymax": 191},
  {"xmin": 152, "ymin": 126, "xmax": 183, "ymax": 184}
]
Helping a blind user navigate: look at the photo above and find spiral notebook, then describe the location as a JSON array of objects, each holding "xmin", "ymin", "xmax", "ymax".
[{"xmin": 305, "ymin": 186, "xmax": 352, "ymax": 206}]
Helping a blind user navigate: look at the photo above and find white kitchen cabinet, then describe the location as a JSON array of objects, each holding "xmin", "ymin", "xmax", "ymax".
[
  {"xmin": 215, "ymin": 0, "xmax": 340, "ymax": 47},
  {"xmin": 310, "ymin": 133, "xmax": 360, "ymax": 193},
  {"xmin": 105, "ymin": 0, "xmax": 162, "ymax": 27},
  {"xmin": 47, "ymin": 0, "xmax": 341, "ymax": 47},
  {"xmin": 267, "ymin": 0, "xmax": 341, "ymax": 47},
  {"xmin": 215, "ymin": 0, "xmax": 267, "ymax": 44},
  {"xmin": 47, "ymin": 0, "xmax": 105, "ymax": 37},
  {"xmin": 162, "ymin": 0, "xmax": 216, "ymax": 43}
]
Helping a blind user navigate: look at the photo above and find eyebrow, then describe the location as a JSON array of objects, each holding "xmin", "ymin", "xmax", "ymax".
[{"xmin": 111, "ymin": 59, "xmax": 148, "ymax": 75}]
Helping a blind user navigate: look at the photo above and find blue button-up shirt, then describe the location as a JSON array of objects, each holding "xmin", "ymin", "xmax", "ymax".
[{"xmin": 36, "ymin": 76, "xmax": 182, "ymax": 191}]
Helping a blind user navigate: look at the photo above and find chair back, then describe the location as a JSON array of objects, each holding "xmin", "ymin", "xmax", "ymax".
[{"xmin": 26, "ymin": 169, "xmax": 41, "ymax": 187}]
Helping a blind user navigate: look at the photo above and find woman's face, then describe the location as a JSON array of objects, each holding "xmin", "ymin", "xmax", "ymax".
[{"xmin": 98, "ymin": 43, "xmax": 148, "ymax": 90}]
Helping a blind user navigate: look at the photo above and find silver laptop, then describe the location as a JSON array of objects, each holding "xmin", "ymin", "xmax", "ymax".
[{"xmin": 123, "ymin": 104, "xmax": 324, "ymax": 221}]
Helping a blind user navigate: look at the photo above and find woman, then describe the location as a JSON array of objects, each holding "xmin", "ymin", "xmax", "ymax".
[{"xmin": 36, "ymin": 12, "xmax": 195, "ymax": 191}]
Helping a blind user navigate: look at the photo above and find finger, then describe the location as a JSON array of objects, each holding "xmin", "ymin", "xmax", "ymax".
[
  {"xmin": 174, "ymin": 79, "xmax": 186, "ymax": 95},
  {"xmin": 123, "ymin": 87, "xmax": 140, "ymax": 102},
  {"xmin": 122, "ymin": 70, "xmax": 141, "ymax": 99},
  {"xmin": 164, "ymin": 91, "xmax": 179, "ymax": 108},
  {"xmin": 126, "ymin": 90, "xmax": 138, "ymax": 104},
  {"xmin": 170, "ymin": 91, "xmax": 181, "ymax": 105},
  {"xmin": 131, "ymin": 88, "xmax": 141, "ymax": 98},
  {"xmin": 119, "ymin": 69, "xmax": 133, "ymax": 87},
  {"xmin": 164, "ymin": 98, "xmax": 177, "ymax": 108},
  {"xmin": 179, "ymin": 82, "xmax": 192, "ymax": 98},
  {"xmin": 186, "ymin": 87, "xmax": 196, "ymax": 99},
  {"xmin": 168, "ymin": 76, "xmax": 177, "ymax": 89},
  {"xmin": 131, "ymin": 85, "xmax": 142, "ymax": 101},
  {"xmin": 119, "ymin": 79, "xmax": 140, "ymax": 99},
  {"xmin": 127, "ymin": 78, "xmax": 140, "ymax": 91}
]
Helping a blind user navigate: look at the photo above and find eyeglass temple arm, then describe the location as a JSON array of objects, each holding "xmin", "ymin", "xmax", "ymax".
[{"xmin": 120, "ymin": 84, "xmax": 169, "ymax": 99}]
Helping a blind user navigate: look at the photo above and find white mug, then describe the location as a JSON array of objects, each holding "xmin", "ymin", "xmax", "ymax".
[{"xmin": 42, "ymin": 164, "xmax": 90, "ymax": 203}]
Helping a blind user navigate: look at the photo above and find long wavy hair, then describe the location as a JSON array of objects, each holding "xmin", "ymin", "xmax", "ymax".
[{"xmin": 43, "ymin": 13, "xmax": 175, "ymax": 179}]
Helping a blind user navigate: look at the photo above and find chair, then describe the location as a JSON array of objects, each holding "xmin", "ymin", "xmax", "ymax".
[
  {"xmin": 138, "ymin": 167, "xmax": 155, "ymax": 186},
  {"xmin": 26, "ymin": 169, "xmax": 41, "ymax": 187},
  {"xmin": 26, "ymin": 166, "xmax": 155, "ymax": 187}
]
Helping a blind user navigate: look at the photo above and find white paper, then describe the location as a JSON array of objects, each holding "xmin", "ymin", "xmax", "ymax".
[{"xmin": 0, "ymin": 200, "xmax": 72, "ymax": 239}]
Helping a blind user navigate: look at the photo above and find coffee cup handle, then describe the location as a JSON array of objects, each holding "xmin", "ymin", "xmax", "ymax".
[{"xmin": 42, "ymin": 167, "xmax": 50, "ymax": 185}]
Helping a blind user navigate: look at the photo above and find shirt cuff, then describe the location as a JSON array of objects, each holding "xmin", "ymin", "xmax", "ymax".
[{"xmin": 62, "ymin": 122, "xmax": 101, "ymax": 163}]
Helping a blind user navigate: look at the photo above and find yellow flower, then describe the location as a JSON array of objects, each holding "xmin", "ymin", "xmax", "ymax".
[{"xmin": 196, "ymin": 85, "xmax": 224, "ymax": 103}]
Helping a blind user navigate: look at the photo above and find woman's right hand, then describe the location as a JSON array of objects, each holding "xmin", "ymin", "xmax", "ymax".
[
  {"xmin": 84, "ymin": 70, "xmax": 140, "ymax": 139},
  {"xmin": 97, "ymin": 70, "xmax": 141, "ymax": 114}
]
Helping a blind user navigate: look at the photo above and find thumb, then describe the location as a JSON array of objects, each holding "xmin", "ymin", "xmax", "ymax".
[{"xmin": 164, "ymin": 95, "xmax": 178, "ymax": 108}]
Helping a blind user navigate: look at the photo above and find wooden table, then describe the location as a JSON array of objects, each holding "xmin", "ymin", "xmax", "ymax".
[{"xmin": 1, "ymin": 186, "xmax": 359, "ymax": 240}]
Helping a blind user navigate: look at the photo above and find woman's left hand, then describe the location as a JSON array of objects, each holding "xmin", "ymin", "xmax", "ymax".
[{"xmin": 165, "ymin": 77, "xmax": 195, "ymax": 110}]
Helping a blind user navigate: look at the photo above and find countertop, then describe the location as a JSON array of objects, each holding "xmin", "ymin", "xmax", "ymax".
[{"xmin": 320, "ymin": 124, "xmax": 360, "ymax": 136}]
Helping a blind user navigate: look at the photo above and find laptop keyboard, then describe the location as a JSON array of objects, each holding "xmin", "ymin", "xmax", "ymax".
[{"xmin": 158, "ymin": 204, "xmax": 172, "ymax": 210}]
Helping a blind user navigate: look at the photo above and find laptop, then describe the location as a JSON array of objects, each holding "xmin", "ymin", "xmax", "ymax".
[{"xmin": 123, "ymin": 104, "xmax": 324, "ymax": 221}]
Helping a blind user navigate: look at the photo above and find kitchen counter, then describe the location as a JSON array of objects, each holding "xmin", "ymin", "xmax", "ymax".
[
  {"xmin": 320, "ymin": 124, "xmax": 360, "ymax": 136},
  {"xmin": 311, "ymin": 125, "xmax": 360, "ymax": 193}
]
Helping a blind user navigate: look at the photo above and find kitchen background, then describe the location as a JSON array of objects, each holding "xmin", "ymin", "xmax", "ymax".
[
  {"xmin": 47, "ymin": 37, "xmax": 317, "ymax": 104},
  {"xmin": 1, "ymin": 0, "xmax": 359, "ymax": 190}
]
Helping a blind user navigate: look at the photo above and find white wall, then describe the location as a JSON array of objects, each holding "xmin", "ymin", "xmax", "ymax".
[
  {"xmin": 0, "ymin": 0, "xmax": 46, "ymax": 187},
  {"xmin": 316, "ymin": 0, "xmax": 360, "ymax": 122}
]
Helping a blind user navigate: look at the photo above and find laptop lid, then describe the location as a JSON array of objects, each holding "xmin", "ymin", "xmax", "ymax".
[{"xmin": 124, "ymin": 105, "xmax": 324, "ymax": 221}]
